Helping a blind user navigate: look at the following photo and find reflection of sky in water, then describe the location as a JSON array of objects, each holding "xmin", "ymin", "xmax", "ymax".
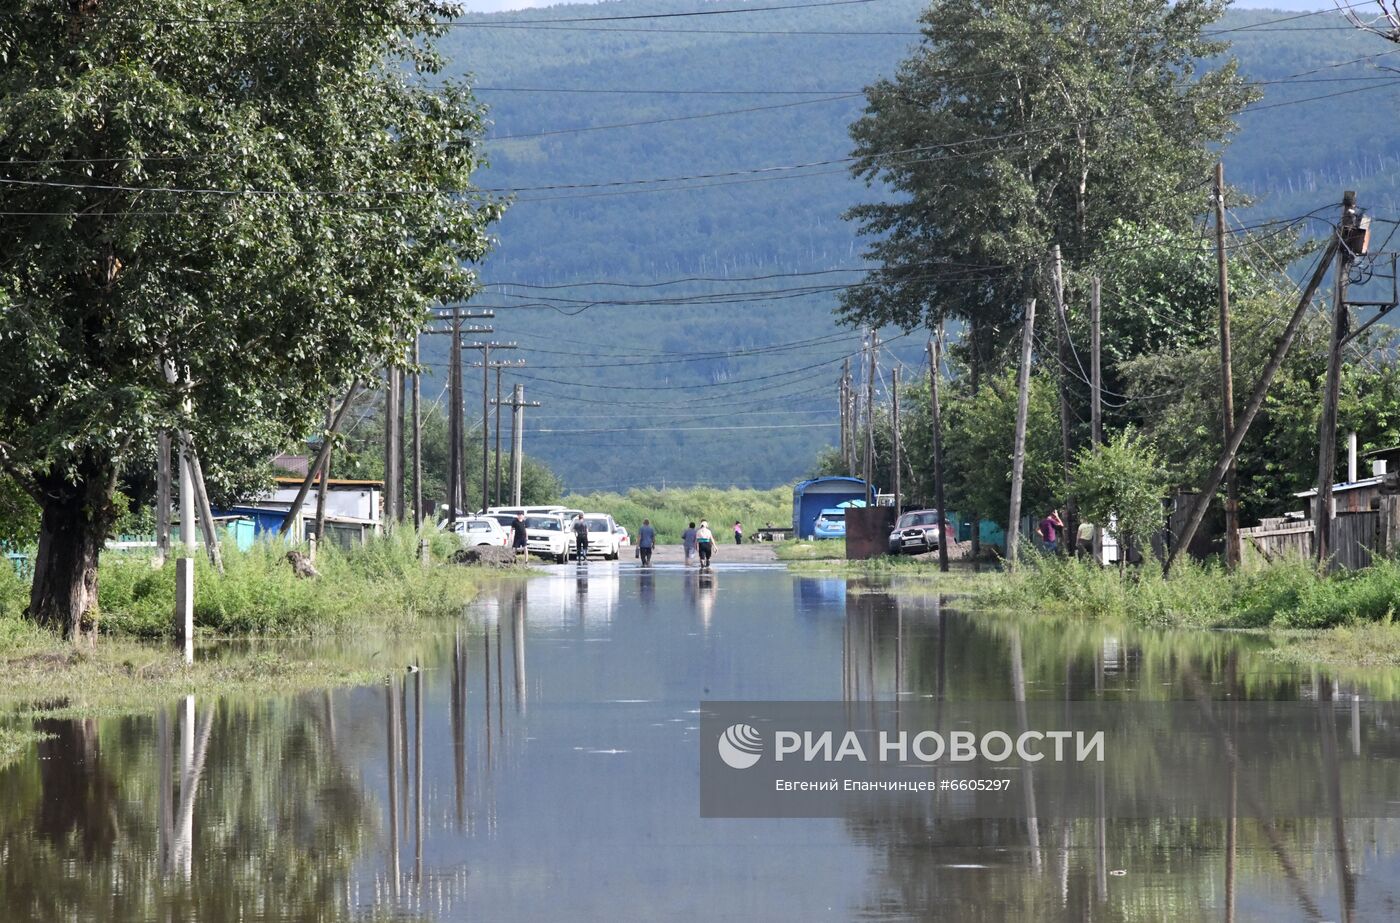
[{"xmin": 4, "ymin": 567, "xmax": 1400, "ymax": 921}]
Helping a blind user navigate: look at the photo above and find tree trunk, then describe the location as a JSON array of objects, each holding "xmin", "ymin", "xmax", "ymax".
[{"xmin": 29, "ymin": 460, "xmax": 115, "ymax": 641}]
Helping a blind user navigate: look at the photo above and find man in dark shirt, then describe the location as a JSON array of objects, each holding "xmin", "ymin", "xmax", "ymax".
[
  {"xmin": 511, "ymin": 513, "xmax": 529, "ymax": 561},
  {"xmin": 638, "ymin": 518, "xmax": 656, "ymax": 566},
  {"xmin": 572, "ymin": 514, "xmax": 590, "ymax": 563}
]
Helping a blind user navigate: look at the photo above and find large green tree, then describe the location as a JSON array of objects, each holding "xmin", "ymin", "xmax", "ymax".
[
  {"xmin": 842, "ymin": 0, "xmax": 1255, "ymax": 351},
  {"xmin": 0, "ymin": 1, "xmax": 502, "ymax": 638}
]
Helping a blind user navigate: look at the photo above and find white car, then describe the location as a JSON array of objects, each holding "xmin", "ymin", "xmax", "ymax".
[
  {"xmin": 524, "ymin": 513, "xmax": 573, "ymax": 563},
  {"xmin": 453, "ymin": 517, "xmax": 508, "ymax": 547},
  {"xmin": 578, "ymin": 513, "xmax": 622, "ymax": 560}
]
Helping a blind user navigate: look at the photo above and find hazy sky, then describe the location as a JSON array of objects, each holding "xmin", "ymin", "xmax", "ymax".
[{"xmin": 458, "ymin": 0, "xmax": 1333, "ymax": 12}]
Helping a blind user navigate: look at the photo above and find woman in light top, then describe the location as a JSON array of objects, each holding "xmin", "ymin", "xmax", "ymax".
[{"xmin": 695, "ymin": 520, "xmax": 715, "ymax": 569}]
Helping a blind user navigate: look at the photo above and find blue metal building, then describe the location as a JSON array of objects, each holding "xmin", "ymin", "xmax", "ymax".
[{"xmin": 791, "ymin": 477, "xmax": 874, "ymax": 538}]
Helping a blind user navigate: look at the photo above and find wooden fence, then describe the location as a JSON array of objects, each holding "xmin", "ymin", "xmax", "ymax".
[{"xmin": 1239, "ymin": 497, "xmax": 1400, "ymax": 571}]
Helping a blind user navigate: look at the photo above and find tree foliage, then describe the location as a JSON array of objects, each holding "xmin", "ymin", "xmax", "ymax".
[
  {"xmin": 1072, "ymin": 429, "xmax": 1168, "ymax": 549},
  {"xmin": 0, "ymin": 1, "xmax": 501, "ymax": 635}
]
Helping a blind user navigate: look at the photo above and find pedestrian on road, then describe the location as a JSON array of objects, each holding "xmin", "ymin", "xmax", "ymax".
[
  {"xmin": 696, "ymin": 520, "xmax": 715, "ymax": 569},
  {"xmin": 682, "ymin": 521, "xmax": 698, "ymax": 566},
  {"xmin": 638, "ymin": 518, "xmax": 656, "ymax": 566},
  {"xmin": 1037, "ymin": 509, "xmax": 1063, "ymax": 555},
  {"xmin": 733, "ymin": 520, "xmax": 743, "ymax": 545},
  {"xmin": 512, "ymin": 512, "xmax": 529, "ymax": 561},
  {"xmin": 573, "ymin": 513, "xmax": 590, "ymax": 563}
]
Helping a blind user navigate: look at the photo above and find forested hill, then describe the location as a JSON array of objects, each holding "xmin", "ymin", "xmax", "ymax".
[{"xmin": 426, "ymin": 1, "xmax": 1400, "ymax": 493}]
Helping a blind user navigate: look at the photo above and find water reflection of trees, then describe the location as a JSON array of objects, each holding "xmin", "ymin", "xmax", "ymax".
[
  {"xmin": 837, "ymin": 589, "xmax": 1400, "ymax": 922},
  {"xmin": 0, "ymin": 693, "xmax": 379, "ymax": 922}
]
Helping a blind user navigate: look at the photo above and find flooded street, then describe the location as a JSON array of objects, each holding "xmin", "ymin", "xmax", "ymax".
[{"xmin": 3, "ymin": 563, "xmax": 1398, "ymax": 921}]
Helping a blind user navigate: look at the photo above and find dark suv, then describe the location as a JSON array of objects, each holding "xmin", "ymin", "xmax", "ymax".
[{"xmin": 888, "ymin": 510, "xmax": 955, "ymax": 555}]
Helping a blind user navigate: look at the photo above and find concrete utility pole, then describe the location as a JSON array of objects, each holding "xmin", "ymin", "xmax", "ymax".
[
  {"xmin": 1316, "ymin": 192, "xmax": 1363, "ymax": 565},
  {"xmin": 1214, "ymin": 163, "xmax": 1241, "ymax": 569},
  {"xmin": 890, "ymin": 366, "xmax": 902, "ymax": 515},
  {"xmin": 411, "ymin": 335, "xmax": 423, "ymax": 529},
  {"xmin": 928, "ymin": 334, "xmax": 949, "ymax": 573},
  {"xmin": 1166, "ymin": 192, "xmax": 1350, "ymax": 574},
  {"xmin": 1007, "ymin": 295, "xmax": 1037, "ymax": 567},
  {"xmin": 1050, "ymin": 245, "xmax": 1077, "ymax": 554},
  {"xmin": 501, "ymin": 384, "xmax": 541, "ymax": 505},
  {"xmin": 1089, "ymin": 276, "xmax": 1103, "ymax": 563},
  {"xmin": 464, "ymin": 342, "xmax": 518, "ymax": 514}
]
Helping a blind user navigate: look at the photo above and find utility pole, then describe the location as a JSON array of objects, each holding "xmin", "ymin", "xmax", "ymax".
[
  {"xmin": 1050, "ymin": 245, "xmax": 1077, "ymax": 554},
  {"xmin": 156, "ymin": 431, "xmax": 172, "ymax": 564},
  {"xmin": 501, "ymin": 384, "xmax": 540, "ymax": 505},
  {"xmin": 890, "ymin": 367, "xmax": 901, "ymax": 515},
  {"xmin": 839, "ymin": 361, "xmax": 850, "ymax": 474},
  {"xmin": 494, "ymin": 366, "xmax": 504, "ymax": 507},
  {"xmin": 279, "ymin": 380, "xmax": 364, "ymax": 536},
  {"xmin": 863, "ymin": 328, "xmax": 879, "ymax": 494},
  {"xmin": 411, "ymin": 334, "xmax": 423, "ymax": 529},
  {"xmin": 928, "ymin": 334, "xmax": 949, "ymax": 573},
  {"xmin": 314, "ymin": 398, "xmax": 333, "ymax": 553},
  {"xmin": 1090, "ymin": 276, "xmax": 1103, "ymax": 563},
  {"xmin": 1167, "ymin": 193, "xmax": 1349, "ymax": 574},
  {"xmin": 424, "ymin": 309, "xmax": 493, "ymax": 525},
  {"xmin": 383, "ymin": 361, "xmax": 401, "ymax": 528},
  {"xmin": 1214, "ymin": 164, "xmax": 1241, "ymax": 569},
  {"xmin": 1007, "ymin": 295, "xmax": 1037, "ymax": 567},
  {"xmin": 464, "ymin": 342, "xmax": 518, "ymax": 514},
  {"xmin": 1316, "ymin": 192, "xmax": 1363, "ymax": 565}
]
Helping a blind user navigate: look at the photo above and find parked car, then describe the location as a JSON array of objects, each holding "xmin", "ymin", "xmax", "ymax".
[
  {"xmin": 887, "ymin": 510, "xmax": 955, "ymax": 555},
  {"xmin": 524, "ymin": 513, "xmax": 573, "ymax": 563},
  {"xmin": 453, "ymin": 517, "xmax": 508, "ymax": 547},
  {"xmin": 615, "ymin": 525, "xmax": 631, "ymax": 549},
  {"xmin": 580, "ymin": 513, "xmax": 622, "ymax": 559},
  {"xmin": 813, "ymin": 508, "xmax": 847, "ymax": 539}
]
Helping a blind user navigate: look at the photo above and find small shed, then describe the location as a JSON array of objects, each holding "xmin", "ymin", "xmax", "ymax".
[{"xmin": 792, "ymin": 477, "xmax": 874, "ymax": 538}]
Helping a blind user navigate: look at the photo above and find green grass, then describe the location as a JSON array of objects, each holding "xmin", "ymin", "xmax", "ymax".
[
  {"xmin": 773, "ymin": 538, "xmax": 845, "ymax": 561},
  {"xmin": 977, "ymin": 553, "xmax": 1400, "ymax": 631},
  {"xmin": 563, "ymin": 485, "xmax": 791, "ymax": 544}
]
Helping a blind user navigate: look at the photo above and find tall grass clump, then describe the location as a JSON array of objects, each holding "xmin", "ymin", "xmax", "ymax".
[
  {"xmin": 981, "ymin": 552, "xmax": 1400, "ymax": 631},
  {"xmin": 564, "ymin": 485, "xmax": 791, "ymax": 543},
  {"xmin": 97, "ymin": 527, "xmax": 483, "ymax": 639}
]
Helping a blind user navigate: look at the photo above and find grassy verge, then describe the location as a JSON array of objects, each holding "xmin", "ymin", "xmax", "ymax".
[
  {"xmin": 978, "ymin": 552, "xmax": 1400, "ymax": 631},
  {"xmin": 773, "ymin": 538, "xmax": 845, "ymax": 561},
  {"xmin": 563, "ymin": 485, "xmax": 790, "ymax": 544}
]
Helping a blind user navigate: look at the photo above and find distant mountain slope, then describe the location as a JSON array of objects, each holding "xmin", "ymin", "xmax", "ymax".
[{"xmin": 424, "ymin": 1, "xmax": 1400, "ymax": 492}]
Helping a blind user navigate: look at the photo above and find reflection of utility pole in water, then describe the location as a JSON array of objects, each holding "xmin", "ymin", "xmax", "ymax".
[
  {"xmin": 512, "ymin": 586, "xmax": 527, "ymax": 715},
  {"xmin": 414, "ymin": 664, "xmax": 424, "ymax": 888},
  {"xmin": 160, "ymin": 695, "xmax": 213, "ymax": 881},
  {"xmin": 496, "ymin": 620, "xmax": 505, "ymax": 740},
  {"xmin": 1009, "ymin": 631, "xmax": 1042, "ymax": 874},
  {"xmin": 385, "ymin": 679, "xmax": 401, "ymax": 899},
  {"xmin": 451, "ymin": 629, "xmax": 468, "ymax": 832},
  {"xmin": 157, "ymin": 708, "xmax": 173, "ymax": 873},
  {"xmin": 1320, "ymin": 677, "xmax": 1356, "ymax": 923}
]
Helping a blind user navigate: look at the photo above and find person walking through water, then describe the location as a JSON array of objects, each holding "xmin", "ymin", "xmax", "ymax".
[
  {"xmin": 638, "ymin": 518, "xmax": 656, "ymax": 566},
  {"xmin": 733, "ymin": 521, "xmax": 743, "ymax": 545},
  {"xmin": 682, "ymin": 521, "xmax": 698, "ymax": 566},
  {"xmin": 572, "ymin": 513, "xmax": 590, "ymax": 563},
  {"xmin": 696, "ymin": 520, "xmax": 715, "ymax": 569},
  {"xmin": 512, "ymin": 512, "xmax": 529, "ymax": 562}
]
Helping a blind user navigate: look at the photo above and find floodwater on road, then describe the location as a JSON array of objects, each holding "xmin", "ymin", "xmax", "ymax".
[{"xmin": 2, "ymin": 562, "xmax": 1398, "ymax": 921}]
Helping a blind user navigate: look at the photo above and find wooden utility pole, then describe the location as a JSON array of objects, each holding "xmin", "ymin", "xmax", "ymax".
[
  {"xmin": 1316, "ymin": 191, "xmax": 1362, "ymax": 565},
  {"xmin": 411, "ymin": 334, "xmax": 423, "ymax": 529},
  {"xmin": 447, "ymin": 310, "xmax": 461, "ymax": 527},
  {"xmin": 1050, "ymin": 245, "xmax": 1077, "ymax": 554},
  {"xmin": 1007, "ymin": 296, "xmax": 1037, "ymax": 566},
  {"xmin": 494, "ymin": 366, "xmax": 504, "ymax": 508},
  {"xmin": 1089, "ymin": 276, "xmax": 1103, "ymax": 562},
  {"xmin": 464, "ymin": 342, "xmax": 518, "ymax": 515},
  {"xmin": 1214, "ymin": 164, "xmax": 1241, "ymax": 569},
  {"xmin": 180, "ymin": 433, "xmax": 223, "ymax": 573},
  {"xmin": 839, "ymin": 361, "xmax": 850, "ymax": 473},
  {"xmin": 863, "ymin": 329, "xmax": 879, "ymax": 493},
  {"xmin": 278, "ymin": 380, "xmax": 363, "ymax": 536},
  {"xmin": 383, "ymin": 362, "xmax": 402, "ymax": 528},
  {"xmin": 314, "ymin": 398, "xmax": 333, "ymax": 551},
  {"xmin": 1166, "ymin": 194, "xmax": 1350, "ymax": 573},
  {"xmin": 928, "ymin": 334, "xmax": 949, "ymax": 573},
  {"xmin": 890, "ymin": 367, "xmax": 902, "ymax": 515}
]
